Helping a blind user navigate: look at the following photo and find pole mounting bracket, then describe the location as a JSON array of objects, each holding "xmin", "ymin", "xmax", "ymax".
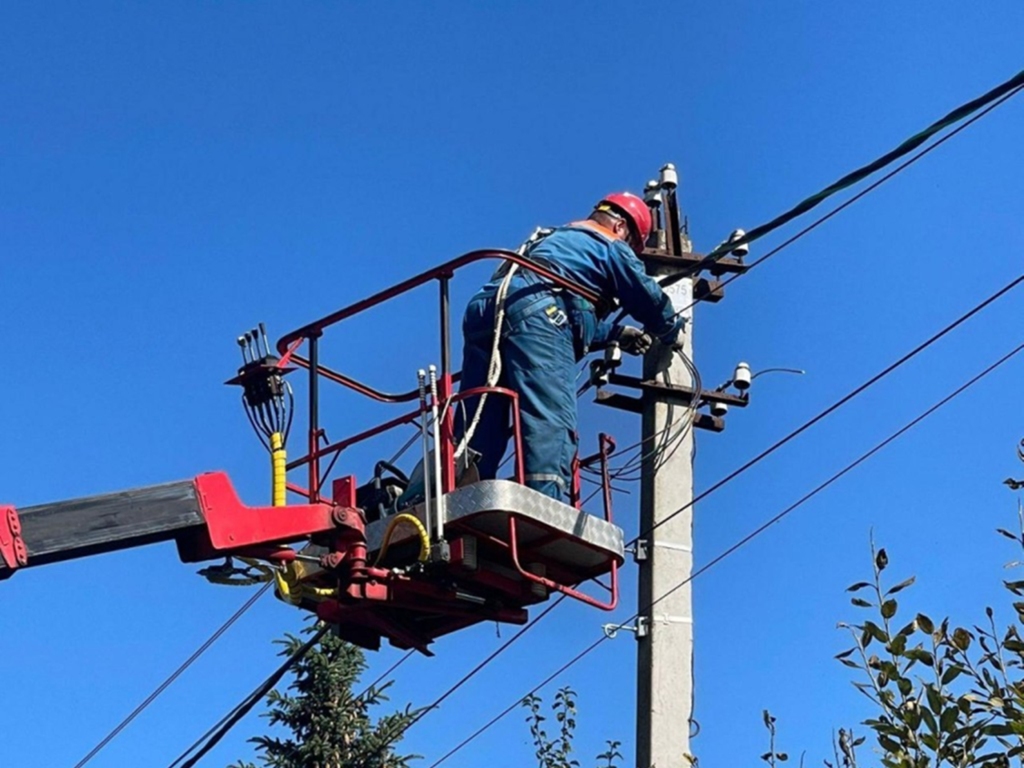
[{"xmin": 602, "ymin": 616, "xmax": 649, "ymax": 640}]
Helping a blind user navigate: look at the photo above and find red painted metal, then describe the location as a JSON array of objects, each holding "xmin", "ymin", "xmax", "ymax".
[
  {"xmin": 0, "ymin": 505, "xmax": 27, "ymax": 574},
  {"xmin": 503, "ymin": 433, "xmax": 620, "ymax": 611},
  {"xmin": 186, "ymin": 472, "xmax": 339, "ymax": 555},
  {"xmin": 332, "ymin": 475, "xmax": 357, "ymax": 508},
  {"xmin": 276, "ymin": 249, "xmax": 601, "ymax": 359},
  {"xmin": 286, "ymin": 386, "xmax": 523, "ymax": 476}
]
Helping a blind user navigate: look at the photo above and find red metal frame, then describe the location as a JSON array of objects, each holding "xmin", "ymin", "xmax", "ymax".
[
  {"xmin": 506, "ymin": 434, "xmax": 619, "ymax": 610},
  {"xmin": 274, "ymin": 249, "xmax": 602, "ymax": 502},
  {"xmin": 263, "ymin": 248, "xmax": 623, "ymax": 626},
  {"xmin": 175, "ymin": 472, "xmax": 342, "ymax": 563},
  {"xmin": 0, "ymin": 505, "xmax": 27, "ymax": 577}
]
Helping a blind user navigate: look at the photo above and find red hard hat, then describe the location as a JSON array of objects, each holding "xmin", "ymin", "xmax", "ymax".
[{"xmin": 598, "ymin": 192, "xmax": 652, "ymax": 254}]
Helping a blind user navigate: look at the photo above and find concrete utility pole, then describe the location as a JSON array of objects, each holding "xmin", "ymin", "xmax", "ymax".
[
  {"xmin": 593, "ymin": 163, "xmax": 747, "ymax": 766},
  {"xmin": 636, "ymin": 163, "xmax": 696, "ymax": 767}
]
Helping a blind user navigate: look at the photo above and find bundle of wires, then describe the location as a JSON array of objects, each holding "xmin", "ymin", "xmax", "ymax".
[
  {"xmin": 580, "ymin": 345, "xmax": 702, "ymax": 490},
  {"xmin": 242, "ymin": 378, "xmax": 294, "ymax": 455}
]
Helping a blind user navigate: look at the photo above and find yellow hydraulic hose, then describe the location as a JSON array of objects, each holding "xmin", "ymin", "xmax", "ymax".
[
  {"xmin": 373, "ymin": 513, "xmax": 430, "ymax": 566},
  {"xmin": 271, "ymin": 431, "xmax": 287, "ymax": 507}
]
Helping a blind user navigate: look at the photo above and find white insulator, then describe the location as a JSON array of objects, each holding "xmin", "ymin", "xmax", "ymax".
[
  {"xmin": 729, "ymin": 228, "xmax": 749, "ymax": 257},
  {"xmin": 659, "ymin": 163, "xmax": 678, "ymax": 189},
  {"xmin": 710, "ymin": 401, "xmax": 729, "ymax": 417},
  {"xmin": 733, "ymin": 361, "xmax": 752, "ymax": 391}
]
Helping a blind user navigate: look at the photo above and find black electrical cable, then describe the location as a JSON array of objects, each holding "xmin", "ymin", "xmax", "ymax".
[
  {"xmin": 357, "ymin": 595, "xmax": 569, "ymax": 763},
  {"xmin": 666, "ymin": 80, "xmax": 1024, "ymax": 318},
  {"xmin": 634, "ymin": 273, "xmax": 1023, "ymax": 546},
  {"xmin": 72, "ymin": 583, "xmax": 271, "ymax": 768},
  {"xmin": 376, "ymin": 274, "xmax": 1021, "ymax": 763},
  {"xmin": 394, "ymin": 104, "xmax": 1024, "ymax": 759},
  {"xmin": 663, "ymin": 68, "xmax": 1024, "ymax": 286},
  {"xmin": 167, "ymin": 625, "xmax": 329, "ymax": 768},
  {"xmin": 168, "ymin": 70, "xmax": 1023, "ymax": 768},
  {"xmin": 353, "ymin": 649, "xmax": 416, "ymax": 701},
  {"xmin": 427, "ymin": 340, "xmax": 1024, "ymax": 767}
]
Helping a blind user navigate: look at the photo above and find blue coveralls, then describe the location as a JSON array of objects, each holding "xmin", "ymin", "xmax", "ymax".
[{"xmin": 457, "ymin": 222, "xmax": 684, "ymax": 502}]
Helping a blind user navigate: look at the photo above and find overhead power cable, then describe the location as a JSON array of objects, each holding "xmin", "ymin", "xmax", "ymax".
[
  {"xmin": 427, "ymin": 340, "xmax": 1024, "ymax": 768},
  {"xmin": 72, "ymin": 582, "xmax": 272, "ymax": 768},
  {"xmin": 666, "ymin": 77, "xmax": 1024, "ymax": 317},
  {"xmin": 167, "ymin": 625, "xmax": 329, "ymax": 768},
  {"xmin": 157, "ymin": 70, "xmax": 1023, "ymax": 768},
  {"xmin": 635, "ymin": 273, "xmax": 1023, "ymax": 545},
  {"xmin": 374, "ymin": 273, "xmax": 1021, "ymax": 761},
  {"xmin": 667, "ymin": 67, "xmax": 1024, "ymax": 284},
  {"xmin": 359, "ymin": 596, "xmax": 568, "ymax": 763}
]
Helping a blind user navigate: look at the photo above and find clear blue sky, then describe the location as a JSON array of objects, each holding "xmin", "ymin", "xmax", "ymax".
[{"xmin": 2, "ymin": 3, "xmax": 1022, "ymax": 766}]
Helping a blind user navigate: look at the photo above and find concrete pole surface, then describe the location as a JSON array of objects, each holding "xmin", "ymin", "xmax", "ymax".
[{"xmin": 636, "ymin": 251, "xmax": 696, "ymax": 768}]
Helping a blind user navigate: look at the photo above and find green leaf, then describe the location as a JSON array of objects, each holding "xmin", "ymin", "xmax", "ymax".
[
  {"xmin": 878, "ymin": 734, "xmax": 901, "ymax": 754},
  {"xmin": 876, "ymin": 548, "xmax": 889, "ymax": 572},
  {"xmin": 921, "ymin": 707, "xmax": 938, "ymax": 735},
  {"xmin": 940, "ymin": 706, "xmax": 959, "ymax": 733},
  {"xmin": 941, "ymin": 665, "xmax": 965, "ymax": 685},
  {"xmin": 1004, "ymin": 580, "xmax": 1024, "ymax": 595},
  {"xmin": 776, "ymin": 754, "xmax": 789, "ymax": 762},
  {"xmin": 864, "ymin": 621, "xmax": 889, "ymax": 644},
  {"xmin": 906, "ymin": 649, "xmax": 935, "ymax": 667},
  {"xmin": 897, "ymin": 677, "xmax": 912, "ymax": 697},
  {"xmin": 886, "ymin": 576, "xmax": 916, "ymax": 596},
  {"xmin": 851, "ymin": 597, "xmax": 874, "ymax": 609},
  {"xmin": 896, "ymin": 620, "xmax": 916, "ymax": 638},
  {"xmin": 881, "ymin": 600, "xmax": 897, "ymax": 619},
  {"xmin": 888, "ymin": 635, "xmax": 907, "ymax": 655},
  {"xmin": 915, "ymin": 614, "xmax": 935, "ymax": 634},
  {"xmin": 1004, "ymin": 640, "xmax": 1024, "ymax": 653},
  {"xmin": 952, "ymin": 628, "xmax": 972, "ymax": 651},
  {"xmin": 847, "ymin": 581, "xmax": 872, "ymax": 592},
  {"xmin": 997, "ymin": 528, "xmax": 1020, "ymax": 542},
  {"xmin": 835, "ymin": 648, "xmax": 857, "ymax": 660},
  {"xmin": 983, "ymin": 723, "xmax": 1016, "ymax": 737},
  {"xmin": 926, "ymin": 685, "xmax": 943, "ymax": 713}
]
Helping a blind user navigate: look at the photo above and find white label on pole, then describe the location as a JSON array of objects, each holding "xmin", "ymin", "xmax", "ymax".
[{"xmin": 664, "ymin": 277, "xmax": 693, "ymax": 322}]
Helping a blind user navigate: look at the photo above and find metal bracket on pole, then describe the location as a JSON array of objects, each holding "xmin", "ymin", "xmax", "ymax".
[
  {"xmin": 627, "ymin": 539, "xmax": 649, "ymax": 562},
  {"xmin": 602, "ymin": 616, "xmax": 649, "ymax": 640}
]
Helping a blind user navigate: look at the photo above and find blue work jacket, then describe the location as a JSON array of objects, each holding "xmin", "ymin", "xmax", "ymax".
[{"xmin": 495, "ymin": 221, "xmax": 684, "ymax": 358}]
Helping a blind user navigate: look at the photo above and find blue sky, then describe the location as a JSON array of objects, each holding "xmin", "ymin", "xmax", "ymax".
[{"xmin": 2, "ymin": 2, "xmax": 1022, "ymax": 766}]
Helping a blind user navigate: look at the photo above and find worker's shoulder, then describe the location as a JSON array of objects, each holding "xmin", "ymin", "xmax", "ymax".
[{"xmin": 543, "ymin": 224, "xmax": 626, "ymax": 256}]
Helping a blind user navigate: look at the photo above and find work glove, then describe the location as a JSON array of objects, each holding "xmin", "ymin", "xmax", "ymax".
[{"xmin": 613, "ymin": 326, "xmax": 653, "ymax": 356}]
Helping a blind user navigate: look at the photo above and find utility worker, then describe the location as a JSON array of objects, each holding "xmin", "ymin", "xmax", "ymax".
[{"xmin": 455, "ymin": 192, "xmax": 685, "ymax": 503}]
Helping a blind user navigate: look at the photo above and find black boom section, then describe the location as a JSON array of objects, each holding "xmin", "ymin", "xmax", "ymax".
[{"xmin": 4, "ymin": 479, "xmax": 204, "ymax": 571}]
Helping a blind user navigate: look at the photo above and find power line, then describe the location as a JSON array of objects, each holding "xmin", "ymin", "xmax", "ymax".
[
  {"xmin": 72, "ymin": 582, "xmax": 272, "ymax": 768},
  {"xmin": 372, "ymin": 83, "xmax": 1024, "ymax": 759},
  {"xmin": 427, "ymin": 340, "xmax": 1024, "ymax": 767},
  {"xmin": 663, "ymin": 67, "xmax": 1024, "ymax": 286},
  {"xmin": 667, "ymin": 79, "xmax": 1024, "ymax": 318},
  {"xmin": 152, "ymin": 69, "xmax": 1022, "ymax": 768},
  {"xmin": 383, "ymin": 273, "xmax": 1021, "ymax": 761},
  {"xmin": 167, "ymin": 625, "xmax": 330, "ymax": 768},
  {"xmin": 636, "ymin": 273, "xmax": 1023, "ymax": 545}
]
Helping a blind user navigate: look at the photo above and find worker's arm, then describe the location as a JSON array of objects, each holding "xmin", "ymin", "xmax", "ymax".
[{"xmin": 604, "ymin": 243, "xmax": 684, "ymax": 345}]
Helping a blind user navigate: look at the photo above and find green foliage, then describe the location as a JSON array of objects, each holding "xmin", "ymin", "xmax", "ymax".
[
  {"xmin": 835, "ymin": 514, "xmax": 1024, "ymax": 768},
  {"xmin": 522, "ymin": 688, "xmax": 621, "ymax": 768},
  {"xmin": 230, "ymin": 625, "xmax": 419, "ymax": 768}
]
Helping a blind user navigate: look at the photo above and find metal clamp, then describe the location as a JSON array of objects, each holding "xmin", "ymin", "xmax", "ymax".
[
  {"xmin": 627, "ymin": 539, "xmax": 649, "ymax": 562},
  {"xmin": 0, "ymin": 505, "xmax": 27, "ymax": 576},
  {"xmin": 602, "ymin": 616, "xmax": 649, "ymax": 640}
]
